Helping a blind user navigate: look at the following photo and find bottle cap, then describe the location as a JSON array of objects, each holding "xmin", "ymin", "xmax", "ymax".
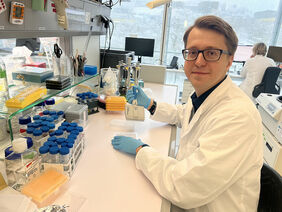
[
  {"xmin": 26, "ymin": 137, "xmax": 33, "ymax": 148},
  {"xmin": 59, "ymin": 147, "xmax": 69, "ymax": 155},
  {"xmin": 57, "ymin": 111, "xmax": 64, "ymax": 116},
  {"xmin": 27, "ymin": 123, "xmax": 34, "ymax": 128},
  {"xmin": 19, "ymin": 116, "xmax": 32, "ymax": 125},
  {"xmin": 47, "ymin": 136, "xmax": 57, "ymax": 142},
  {"xmin": 49, "ymin": 146, "xmax": 59, "ymax": 154},
  {"xmin": 61, "ymin": 142, "xmax": 68, "ymax": 147},
  {"xmin": 43, "ymin": 141, "xmax": 51, "ymax": 146},
  {"xmin": 70, "ymin": 122, "xmax": 78, "ymax": 127},
  {"xmin": 68, "ymin": 134, "xmax": 77, "ymax": 140},
  {"xmin": 5, "ymin": 146, "xmax": 14, "ymax": 157},
  {"xmin": 51, "ymin": 115, "xmax": 58, "ymax": 120},
  {"xmin": 71, "ymin": 130, "xmax": 79, "ymax": 135},
  {"xmin": 49, "ymin": 131, "xmax": 56, "ymax": 136},
  {"xmin": 40, "ymin": 116, "xmax": 47, "ymax": 121},
  {"xmin": 55, "ymin": 129, "xmax": 63, "ymax": 136},
  {"xmin": 47, "ymin": 123, "xmax": 55, "ymax": 129},
  {"xmin": 45, "ymin": 98, "xmax": 55, "ymax": 105},
  {"xmin": 43, "ymin": 110, "xmax": 49, "ymax": 115},
  {"xmin": 40, "ymin": 126, "xmax": 49, "ymax": 133},
  {"xmin": 41, "ymin": 121, "xmax": 49, "ymax": 126},
  {"xmin": 67, "ymin": 142, "xmax": 74, "ymax": 148},
  {"xmin": 26, "ymin": 127, "xmax": 35, "ymax": 134},
  {"xmin": 36, "ymin": 102, "xmax": 45, "ymax": 107},
  {"xmin": 66, "ymin": 138, "xmax": 75, "ymax": 143},
  {"xmin": 49, "ymin": 111, "xmax": 57, "ymax": 115},
  {"xmin": 66, "ymin": 126, "xmax": 75, "ymax": 132},
  {"xmin": 33, "ymin": 129, "xmax": 43, "ymax": 136},
  {"xmin": 56, "ymin": 137, "xmax": 66, "ymax": 144},
  {"xmin": 33, "ymin": 115, "xmax": 41, "ymax": 121},
  {"xmin": 77, "ymin": 126, "xmax": 83, "ymax": 132},
  {"xmin": 12, "ymin": 138, "xmax": 28, "ymax": 153},
  {"xmin": 58, "ymin": 126, "xmax": 67, "ymax": 131},
  {"xmin": 61, "ymin": 122, "xmax": 69, "ymax": 127},
  {"xmin": 39, "ymin": 146, "xmax": 49, "ymax": 154},
  {"xmin": 46, "ymin": 117, "xmax": 54, "ymax": 122}
]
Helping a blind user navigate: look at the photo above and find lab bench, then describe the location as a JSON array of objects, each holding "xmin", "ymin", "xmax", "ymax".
[{"xmin": 62, "ymin": 83, "xmax": 177, "ymax": 212}]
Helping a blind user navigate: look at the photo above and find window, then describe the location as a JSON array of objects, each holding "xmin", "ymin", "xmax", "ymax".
[
  {"xmin": 165, "ymin": 0, "xmax": 281, "ymax": 68},
  {"xmin": 101, "ymin": 0, "xmax": 164, "ymax": 64}
]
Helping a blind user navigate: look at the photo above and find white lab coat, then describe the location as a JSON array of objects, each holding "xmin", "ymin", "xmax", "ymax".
[
  {"xmin": 136, "ymin": 76, "xmax": 263, "ymax": 212},
  {"xmin": 239, "ymin": 55, "xmax": 276, "ymax": 99}
]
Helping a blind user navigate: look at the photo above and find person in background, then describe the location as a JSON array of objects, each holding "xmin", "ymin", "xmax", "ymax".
[
  {"xmin": 239, "ymin": 42, "xmax": 276, "ymax": 99},
  {"xmin": 112, "ymin": 15, "xmax": 263, "ymax": 212}
]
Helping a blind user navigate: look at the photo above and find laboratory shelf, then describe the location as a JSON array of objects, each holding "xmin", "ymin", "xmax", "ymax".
[{"xmin": 1, "ymin": 74, "xmax": 99, "ymax": 143}]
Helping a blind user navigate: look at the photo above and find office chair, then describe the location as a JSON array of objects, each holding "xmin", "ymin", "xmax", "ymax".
[
  {"xmin": 257, "ymin": 163, "xmax": 282, "ymax": 212},
  {"xmin": 167, "ymin": 56, "xmax": 178, "ymax": 69},
  {"xmin": 252, "ymin": 67, "xmax": 281, "ymax": 98}
]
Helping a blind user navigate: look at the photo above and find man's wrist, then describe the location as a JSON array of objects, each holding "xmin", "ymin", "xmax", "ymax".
[
  {"xmin": 136, "ymin": 144, "xmax": 149, "ymax": 154},
  {"xmin": 146, "ymin": 99, "xmax": 153, "ymax": 110}
]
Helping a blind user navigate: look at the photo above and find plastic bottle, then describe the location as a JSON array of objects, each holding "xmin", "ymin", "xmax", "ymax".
[
  {"xmin": 45, "ymin": 98, "xmax": 55, "ymax": 110},
  {"xmin": 5, "ymin": 138, "xmax": 38, "ymax": 188},
  {"xmin": 49, "ymin": 146, "xmax": 59, "ymax": 163},
  {"xmin": 0, "ymin": 57, "xmax": 10, "ymax": 101},
  {"xmin": 26, "ymin": 127, "xmax": 35, "ymax": 138},
  {"xmin": 19, "ymin": 116, "xmax": 32, "ymax": 134},
  {"xmin": 40, "ymin": 126, "xmax": 49, "ymax": 137},
  {"xmin": 32, "ymin": 129, "xmax": 43, "ymax": 151},
  {"xmin": 57, "ymin": 111, "xmax": 64, "ymax": 122},
  {"xmin": 61, "ymin": 122, "xmax": 69, "ymax": 127},
  {"xmin": 56, "ymin": 137, "xmax": 66, "ymax": 146},
  {"xmin": 59, "ymin": 147, "xmax": 70, "ymax": 164},
  {"xmin": 66, "ymin": 142, "xmax": 74, "ymax": 155},
  {"xmin": 47, "ymin": 123, "xmax": 55, "ymax": 134},
  {"xmin": 33, "ymin": 102, "xmax": 46, "ymax": 116},
  {"xmin": 43, "ymin": 110, "xmax": 49, "ymax": 116},
  {"xmin": 55, "ymin": 129, "xmax": 64, "ymax": 138},
  {"xmin": 33, "ymin": 115, "xmax": 41, "ymax": 121},
  {"xmin": 47, "ymin": 136, "xmax": 57, "ymax": 143},
  {"xmin": 51, "ymin": 115, "xmax": 59, "ymax": 124},
  {"xmin": 39, "ymin": 145, "xmax": 49, "ymax": 163}
]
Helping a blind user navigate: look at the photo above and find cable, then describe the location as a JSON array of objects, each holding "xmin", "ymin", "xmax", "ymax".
[
  {"xmin": 101, "ymin": 27, "xmax": 109, "ymax": 69},
  {"xmin": 107, "ymin": 20, "xmax": 114, "ymax": 50}
]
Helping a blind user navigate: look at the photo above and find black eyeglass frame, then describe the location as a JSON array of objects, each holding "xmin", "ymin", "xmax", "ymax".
[{"xmin": 182, "ymin": 49, "xmax": 231, "ymax": 61}]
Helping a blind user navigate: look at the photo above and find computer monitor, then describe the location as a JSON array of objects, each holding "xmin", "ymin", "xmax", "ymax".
[
  {"xmin": 16, "ymin": 38, "xmax": 40, "ymax": 53},
  {"xmin": 125, "ymin": 37, "xmax": 155, "ymax": 63},
  {"xmin": 233, "ymin": 45, "xmax": 253, "ymax": 63},
  {"xmin": 267, "ymin": 46, "xmax": 282, "ymax": 63}
]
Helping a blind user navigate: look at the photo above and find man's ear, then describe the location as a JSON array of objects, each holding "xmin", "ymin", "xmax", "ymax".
[{"xmin": 226, "ymin": 55, "xmax": 234, "ymax": 71}]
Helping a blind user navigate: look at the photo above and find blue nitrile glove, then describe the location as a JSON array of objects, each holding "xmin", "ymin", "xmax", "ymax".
[
  {"xmin": 126, "ymin": 86, "xmax": 151, "ymax": 109},
  {"xmin": 111, "ymin": 136, "xmax": 144, "ymax": 155}
]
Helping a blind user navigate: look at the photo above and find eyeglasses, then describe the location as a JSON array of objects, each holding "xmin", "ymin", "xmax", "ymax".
[{"xmin": 182, "ymin": 48, "xmax": 230, "ymax": 61}]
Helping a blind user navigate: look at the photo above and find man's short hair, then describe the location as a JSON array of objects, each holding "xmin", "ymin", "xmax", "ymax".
[
  {"xmin": 183, "ymin": 15, "xmax": 238, "ymax": 56},
  {"xmin": 252, "ymin": 43, "xmax": 267, "ymax": 56}
]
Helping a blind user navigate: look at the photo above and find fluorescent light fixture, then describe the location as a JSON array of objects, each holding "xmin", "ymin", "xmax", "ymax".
[{"xmin": 146, "ymin": 0, "xmax": 172, "ymax": 9}]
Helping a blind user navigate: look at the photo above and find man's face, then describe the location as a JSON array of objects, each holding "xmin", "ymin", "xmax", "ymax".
[{"xmin": 184, "ymin": 27, "xmax": 233, "ymax": 96}]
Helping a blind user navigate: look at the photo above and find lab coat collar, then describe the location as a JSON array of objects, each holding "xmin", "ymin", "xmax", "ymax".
[{"xmin": 183, "ymin": 76, "xmax": 233, "ymax": 138}]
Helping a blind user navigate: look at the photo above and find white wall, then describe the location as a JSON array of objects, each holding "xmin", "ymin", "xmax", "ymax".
[{"xmin": 72, "ymin": 35, "xmax": 100, "ymax": 69}]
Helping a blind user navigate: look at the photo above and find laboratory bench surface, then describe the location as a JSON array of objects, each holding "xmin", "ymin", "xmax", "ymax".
[{"xmin": 59, "ymin": 83, "xmax": 178, "ymax": 211}]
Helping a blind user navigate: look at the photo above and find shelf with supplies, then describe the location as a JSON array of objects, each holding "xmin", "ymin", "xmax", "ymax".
[{"xmin": 0, "ymin": 74, "xmax": 99, "ymax": 158}]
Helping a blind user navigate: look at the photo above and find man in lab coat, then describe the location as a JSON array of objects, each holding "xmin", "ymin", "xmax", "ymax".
[
  {"xmin": 239, "ymin": 42, "xmax": 276, "ymax": 100},
  {"xmin": 112, "ymin": 15, "xmax": 263, "ymax": 212}
]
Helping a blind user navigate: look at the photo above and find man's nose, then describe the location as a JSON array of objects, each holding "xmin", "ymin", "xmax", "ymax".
[{"xmin": 195, "ymin": 52, "xmax": 206, "ymax": 66}]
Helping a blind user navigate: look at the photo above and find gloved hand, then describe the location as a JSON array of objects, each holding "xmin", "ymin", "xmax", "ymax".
[
  {"xmin": 111, "ymin": 136, "xmax": 144, "ymax": 155},
  {"xmin": 126, "ymin": 86, "xmax": 151, "ymax": 109}
]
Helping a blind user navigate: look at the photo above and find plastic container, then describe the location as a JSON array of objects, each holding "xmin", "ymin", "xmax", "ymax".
[
  {"xmin": 59, "ymin": 147, "xmax": 70, "ymax": 164},
  {"xmin": 55, "ymin": 129, "xmax": 64, "ymax": 138},
  {"xmin": 19, "ymin": 116, "xmax": 32, "ymax": 134},
  {"xmin": 33, "ymin": 102, "xmax": 46, "ymax": 116},
  {"xmin": 33, "ymin": 129, "xmax": 43, "ymax": 151},
  {"xmin": 39, "ymin": 146, "xmax": 49, "ymax": 163},
  {"xmin": 21, "ymin": 169, "xmax": 68, "ymax": 208},
  {"xmin": 57, "ymin": 111, "xmax": 64, "ymax": 122},
  {"xmin": 49, "ymin": 146, "xmax": 59, "ymax": 163},
  {"xmin": 47, "ymin": 123, "xmax": 55, "ymax": 134},
  {"xmin": 5, "ymin": 138, "xmax": 40, "ymax": 190},
  {"xmin": 40, "ymin": 126, "xmax": 49, "ymax": 137},
  {"xmin": 43, "ymin": 110, "xmax": 49, "ymax": 116},
  {"xmin": 45, "ymin": 98, "xmax": 55, "ymax": 110}
]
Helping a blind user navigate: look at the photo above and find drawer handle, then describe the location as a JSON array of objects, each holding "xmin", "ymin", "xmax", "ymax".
[{"xmin": 266, "ymin": 142, "xmax": 272, "ymax": 152}]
